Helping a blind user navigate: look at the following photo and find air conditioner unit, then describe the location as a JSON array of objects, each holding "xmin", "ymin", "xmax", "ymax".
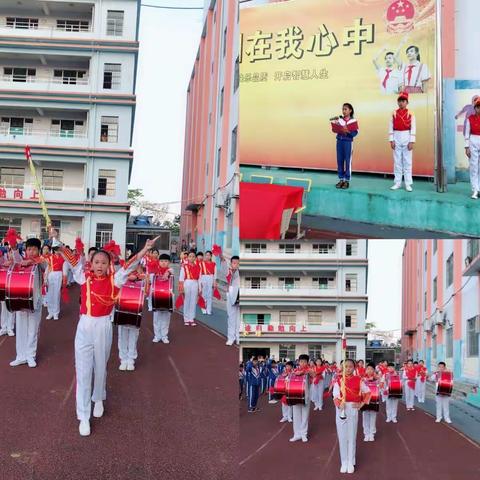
[
  {"xmin": 215, "ymin": 191, "xmax": 226, "ymax": 209},
  {"xmin": 434, "ymin": 310, "xmax": 444, "ymax": 326}
]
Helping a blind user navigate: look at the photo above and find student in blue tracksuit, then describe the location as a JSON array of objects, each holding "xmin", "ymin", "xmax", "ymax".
[
  {"xmin": 246, "ymin": 356, "xmax": 261, "ymax": 413},
  {"xmin": 267, "ymin": 360, "xmax": 280, "ymax": 404},
  {"xmin": 332, "ymin": 103, "xmax": 359, "ymax": 190},
  {"xmin": 258, "ymin": 356, "xmax": 268, "ymax": 395},
  {"xmin": 239, "ymin": 362, "xmax": 245, "ymax": 400}
]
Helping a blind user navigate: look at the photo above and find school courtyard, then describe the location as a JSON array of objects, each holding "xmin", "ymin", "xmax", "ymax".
[
  {"xmin": 0, "ymin": 289, "xmax": 237, "ymax": 480},
  {"xmin": 240, "ymin": 392, "xmax": 480, "ymax": 480}
]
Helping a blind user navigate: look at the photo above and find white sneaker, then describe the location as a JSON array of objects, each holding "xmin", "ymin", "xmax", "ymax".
[
  {"xmin": 386, "ymin": 418, "xmax": 391, "ymax": 423},
  {"xmin": 53, "ymin": 316, "xmax": 59, "ymax": 320},
  {"xmin": 301, "ymin": 436, "xmax": 308, "ymax": 443},
  {"xmin": 390, "ymin": 184, "xmax": 401, "ymax": 190},
  {"xmin": 289, "ymin": 436, "xmax": 301, "ymax": 442},
  {"xmin": 392, "ymin": 418, "xmax": 398, "ymax": 423},
  {"xmin": 201, "ymin": 309, "xmax": 206, "ymax": 314},
  {"xmin": 445, "ymin": 418, "xmax": 452, "ymax": 424},
  {"xmin": 10, "ymin": 359, "xmax": 27, "ymax": 367},
  {"xmin": 152, "ymin": 337, "xmax": 160, "ymax": 343},
  {"xmin": 7, "ymin": 330, "xmax": 14, "ymax": 337},
  {"xmin": 0, "ymin": 329, "xmax": 7, "ymax": 336},
  {"xmin": 161, "ymin": 337, "xmax": 170, "ymax": 344},
  {"xmin": 127, "ymin": 361, "xmax": 135, "ymax": 371},
  {"xmin": 405, "ymin": 185, "xmax": 413, "ymax": 192},
  {"xmin": 79, "ymin": 420, "xmax": 91, "ymax": 436},
  {"xmin": 280, "ymin": 417, "xmax": 288, "ymax": 423},
  {"xmin": 226, "ymin": 340, "xmax": 233, "ymax": 346},
  {"xmin": 340, "ymin": 464, "xmax": 348, "ymax": 474},
  {"xmin": 119, "ymin": 362, "xmax": 127, "ymax": 371},
  {"xmin": 364, "ymin": 435, "xmax": 369, "ymax": 442},
  {"xmin": 93, "ymin": 401, "xmax": 104, "ymax": 418},
  {"xmin": 288, "ymin": 418, "xmax": 292, "ymax": 423},
  {"xmin": 472, "ymin": 191, "xmax": 478, "ymax": 199},
  {"xmin": 435, "ymin": 418, "xmax": 441, "ymax": 423},
  {"xmin": 46, "ymin": 314, "xmax": 53, "ymax": 320},
  {"xmin": 27, "ymin": 358, "xmax": 37, "ymax": 368},
  {"xmin": 268, "ymin": 400, "xmax": 277, "ymax": 404},
  {"xmin": 347, "ymin": 464, "xmax": 355, "ymax": 474}
]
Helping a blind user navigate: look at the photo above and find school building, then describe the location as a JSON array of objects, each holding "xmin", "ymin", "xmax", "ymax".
[
  {"xmin": 239, "ymin": 239, "xmax": 368, "ymax": 363},
  {"xmin": 402, "ymin": 239, "xmax": 480, "ymax": 407},
  {"xmin": 0, "ymin": 0, "xmax": 140, "ymax": 250},
  {"xmin": 180, "ymin": 0, "xmax": 240, "ymax": 257}
]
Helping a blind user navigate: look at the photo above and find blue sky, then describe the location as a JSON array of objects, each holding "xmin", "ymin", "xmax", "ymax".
[{"xmin": 131, "ymin": 2, "xmax": 204, "ymax": 210}]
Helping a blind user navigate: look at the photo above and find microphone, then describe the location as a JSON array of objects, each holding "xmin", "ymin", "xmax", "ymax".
[{"xmin": 329, "ymin": 115, "xmax": 343, "ymax": 122}]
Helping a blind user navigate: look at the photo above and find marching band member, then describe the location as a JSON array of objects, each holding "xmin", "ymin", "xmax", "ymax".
[
  {"xmin": 118, "ymin": 263, "xmax": 147, "ymax": 372},
  {"xmin": 40, "ymin": 245, "xmax": 51, "ymax": 307},
  {"xmin": 152, "ymin": 253, "xmax": 174, "ymax": 343},
  {"xmin": 199, "ymin": 250, "xmax": 216, "ymax": 315},
  {"xmin": 362, "ymin": 363, "xmax": 378, "ymax": 442},
  {"xmin": 0, "ymin": 251, "xmax": 15, "ymax": 337},
  {"xmin": 356, "ymin": 359, "xmax": 366, "ymax": 377},
  {"xmin": 290, "ymin": 354, "xmax": 314, "ymax": 443},
  {"xmin": 267, "ymin": 359, "xmax": 280, "ymax": 404},
  {"xmin": 60, "ymin": 237, "xmax": 155, "ymax": 437},
  {"xmin": 403, "ymin": 359, "xmax": 417, "ymax": 411},
  {"xmin": 430, "ymin": 361, "xmax": 453, "ymax": 424},
  {"xmin": 9, "ymin": 237, "xmax": 46, "ymax": 368},
  {"xmin": 221, "ymin": 255, "xmax": 240, "ymax": 346},
  {"xmin": 259, "ymin": 355, "xmax": 268, "ymax": 396},
  {"xmin": 464, "ymin": 96, "xmax": 480, "ymax": 199},
  {"xmin": 246, "ymin": 356, "xmax": 261, "ymax": 413},
  {"xmin": 389, "ymin": 91, "xmax": 416, "ymax": 192},
  {"xmin": 280, "ymin": 361, "xmax": 294, "ymax": 423},
  {"xmin": 415, "ymin": 359, "xmax": 427, "ymax": 403},
  {"xmin": 333, "ymin": 358, "xmax": 371, "ymax": 474},
  {"xmin": 311, "ymin": 358, "xmax": 326, "ymax": 411},
  {"xmin": 45, "ymin": 247, "xmax": 65, "ymax": 320},
  {"xmin": 239, "ymin": 362, "xmax": 245, "ymax": 400},
  {"xmin": 195, "ymin": 252, "xmax": 206, "ymax": 314},
  {"xmin": 384, "ymin": 362, "xmax": 399, "ymax": 423},
  {"xmin": 178, "ymin": 249, "xmax": 200, "ymax": 326}
]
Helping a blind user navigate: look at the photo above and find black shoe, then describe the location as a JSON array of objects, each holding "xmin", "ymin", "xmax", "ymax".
[
  {"xmin": 336, "ymin": 180, "xmax": 344, "ymax": 189},
  {"xmin": 341, "ymin": 181, "xmax": 350, "ymax": 189}
]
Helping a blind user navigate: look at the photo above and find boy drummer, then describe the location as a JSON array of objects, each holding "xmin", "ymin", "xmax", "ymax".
[
  {"xmin": 151, "ymin": 254, "xmax": 174, "ymax": 343},
  {"xmin": 430, "ymin": 361, "xmax": 453, "ymax": 424}
]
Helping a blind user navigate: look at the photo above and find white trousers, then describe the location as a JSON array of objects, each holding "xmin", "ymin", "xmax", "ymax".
[
  {"xmin": 0, "ymin": 301, "xmax": 15, "ymax": 332},
  {"xmin": 362, "ymin": 410, "xmax": 377, "ymax": 437},
  {"xmin": 292, "ymin": 402, "xmax": 310, "ymax": 438},
  {"xmin": 393, "ymin": 130, "xmax": 413, "ymax": 186},
  {"xmin": 200, "ymin": 275, "xmax": 214, "ymax": 314},
  {"xmin": 227, "ymin": 303, "xmax": 240, "ymax": 344},
  {"xmin": 153, "ymin": 310, "xmax": 171, "ymax": 340},
  {"xmin": 386, "ymin": 397, "xmax": 399, "ymax": 421},
  {"xmin": 117, "ymin": 324, "xmax": 139, "ymax": 362},
  {"xmin": 435, "ymin": 395, "xmax": 451, "ymax": 421},
  {"xmin": 183, "ymin": 280, "xmax": 198, "ymax": 323},
  {"xmin": 75, "ymin": 314, "xmax": 113, "ymax": 421},
  {"xmin": 405, "ymin": 384, "xmax": 415, "ymax": 408},
  {"xmin": 311, "ymin": 380, "xmax": 324, "ymax": 409},
  {"xmin": 14, "ymin": 308, "xmax": 42, "ymax": 361},
  {"xmin": 415, "ymin": 378, "xmax": 426, "ymax": 402},
  {"xmin": 46, "ymin": 271, "xmax": 62, "ymax": 317},
  {"xmin": 281, "ymin": 403, "xmax": 293, "ymax": 421},
  {"xmin": 336, "ymin": 403, "xmax": 358, "ymax": 467},
  {"xmin": 469, "ymin": 135, "xmax": 480, "ymax": 192}
]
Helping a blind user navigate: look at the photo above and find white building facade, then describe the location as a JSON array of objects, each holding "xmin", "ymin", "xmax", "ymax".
[
  {"xmin": 0, "ymin": 0, "xmax": 140, "ymax": 249},
  {"xmin": 240, "ymin": 239, "xmax": 368, "ymax": 362}
]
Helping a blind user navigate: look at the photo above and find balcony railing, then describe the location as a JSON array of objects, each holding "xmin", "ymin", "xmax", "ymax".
[
  {"xmin": 0, "ymin": 74, "xmax": 89, "ymax": 86},
  {"xmin": 1, "ymin": 19, "xmax": 92, "ymax": 33},
  {"xmin": 241, "ymin": 322, "xmax": 343, "ymax": 334},
  {"xmin": 0, "ymin": 127, "xmax": 87, "ymax": 139},
  {"xmin": 241, "ymin": 285, "xmax": 340, "ymax": 297}
]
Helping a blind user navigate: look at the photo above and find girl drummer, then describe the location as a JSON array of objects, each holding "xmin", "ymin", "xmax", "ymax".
[
  {"xmin": 361, "ymin": 362, "xmax": 379, "ymax": 442},
  {"xmin": 60, "ymin": 237, "xmax": 157, "ymax": 437},
  {"xmin": 151, "ymin": 253, "xmax": 174, "ymax": 343}
]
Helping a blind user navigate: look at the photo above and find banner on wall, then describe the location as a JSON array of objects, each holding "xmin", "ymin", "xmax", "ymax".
[{"xmin": 240, "ymin": 0, "xmax": 436, "ymax": 176}]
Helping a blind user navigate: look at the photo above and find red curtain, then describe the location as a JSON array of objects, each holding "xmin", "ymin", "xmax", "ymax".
[{"xmin": 240, "ymin": 182, "xmax": 304, "ymax": 240}]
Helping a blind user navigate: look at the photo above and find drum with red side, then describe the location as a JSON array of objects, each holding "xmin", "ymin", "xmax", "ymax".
[
  {"xmin": 436, "ymin": 371, "xmax": 453, "ymax": 396},
  {"xmin": 285, "ymin": 374, "xmax": 308, "ymax": 406},
  {"xmin": 151, "ymin": 275, "xmax": 173, "ymax": 311},
  {"xmin": 0, "ymin": 266, "xmax": 9, "ymax": 301},
  {"xmin": 361, "ymin": 381, "xmax": 380, "ymax": 412},
  {"xmin": 387, "ymin": 374, "xmax": 403, "ymax": 398},
  {"xmin": 273, "ymin": 375, "xmax": 286, "ymax": 400},
  {"xmin": 5, "ymin": 264, "xmax": 40, "ymax": 312},
  {"xmin": 114, "ymin": 280, "xmax": 145, "ymax": 327}
]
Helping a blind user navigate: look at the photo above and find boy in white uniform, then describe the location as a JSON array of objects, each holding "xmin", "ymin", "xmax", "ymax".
[
  {"xmin": 221, "ymin": 255, "xmax": 240, "ymax": 346},
  {"xmin": 430, "ymin": 361, "xmax": 453, "ymax": 424}
]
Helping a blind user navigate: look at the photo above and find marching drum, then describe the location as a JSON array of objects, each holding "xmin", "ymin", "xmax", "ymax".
[
  {"xmin": 436, "ymin": 371, "xmax": 453, "ymax": 396},
  {"xmin": 387, "ymin": 374, "xmax": 403, "ymax": 398},
  {"xmin": 0, "ymin": 265, "xmax": 9, "ymax": 301},
  {"xmin": 285, "ymin": 374, "xmax": 308, "ymax": 406},
  {"xmin": 361, "ymin": 382, "xmax": 380, "ymax": 412},
  {"xmin": 114, "ymin": 280, "xmax": 145, "ymax": 328},
  {"xmin": 272, "ymin": 375, "xmax": 287, "ymax": 400},
  {"xmin": 151, "ymin": 275, "xmax": 174, "ymax": 311},
  {"xmin": 5, "ymin": 264, "xmax": 40, "ymax": 312}
]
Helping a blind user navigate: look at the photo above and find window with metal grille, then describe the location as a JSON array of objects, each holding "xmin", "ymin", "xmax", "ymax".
[
  {"xmin": 242, "ymin": 313, "xmax": 271, "ymax": 325},
  {"xmin": 1, "ymin": 117, "xmax": 33, "ymax": 135},
  {"xmin": 42, "ymin": 169, "xmax": 63, "ymax": 191},
  {"xmin": 446, "ymin": 253, "xmax": 454, "ymax": 287},
  {"xmin": 279, "ymin": 311, "xmax": 296, "ymax": 325},
  {"xmin": 346, "ymin": 346, "xmax": 357, "ymax": 360},
  {"xmin": 220, "ymin": 87, "xmax": 224, "ymax": 116},
  {"xmin": 432, "ymin": 335, "xmax": 437, "ymax": 358},
  {"xmin": 0, "ymin": 167, "xmax": 24, "ymax": 188},
  {"xmin": 345, "ymin": 274, "xmax": 358, "ymax": 292},
  {"xmin": 244, "ymin": 243, "xmax": 266, "ymax": 253},
  {"xmin": 53, "ymin": 69, "xmax": 86, "ymax": 85},
  {"xmin": 97, "ymin": 169, "xmax": 116, "ymax": 196},
  {"xmin": 6, "ymin": 17, "xmax": 38, "ymax": 29},
  {"xmin": 223, "ymin": 27, "xmax": 228, "ymax": 57},
  {"xmin": 107, "ymin": 10, "xmax": 124, "ymax": 36},
  {"xmin": 231, "ymin": 127, "xmax": 237, "ymax": 164},
  {"xmin": 95, "ymin": 223, "xmax": 113, "ymax": 248},
  {"xmin": 307, "ymin": 311, "xmax": 323, "ymax": 325},
  {"xmin": 308, "ymin": 344, "xmax": 322, "ymax": 360},
  {"xmin": 279, "ymin": 243, "xmax": 301, "ymax": 254},
  {"xmin": 433, "ymin": 277, "xmax": 437, "ymax": 303},
  {"xmin": 313, "ymin": 276, "xmax": 335, "ymax": 289},
  {"xmin": 467, "ymin": 317, "xmax": 479, "ymax": 357},
  {"xmin": 279, "ymin": 344, "xmax": 296, "ymax": 361},
  {"xmin": 0, "ymin": 217, "xmax": 22, "ymax": 240},
  {"xmin": 312, "ymin": 242, "xmax": 336, "ymax": 254},
  {"xmin": 433, "ymin": 239, "xmax": 437, "ymax": 253},
  {"xmin": 244, "ymin": 277, "xmax": 266, "ymax": 289},
  {"xmin": 56, "ymin": 19, "xmax": 89, "ymax": 32},
  {"xmin": 279, "ymin": 277, "xmax": 300, "ymax": 289},
  {"xmin": 51, "ymin": 119, "xmax": 84, "ymax": 137},
  {"xmin": 234, "ymin": 56, "xmax": 240, "ymax": 92},
  {"xmin": 446, "ymin": 327, "xmax": 453, "ymax": 358},
  {"xmin": 3, "ymin": 67, "xmax": 36, "ymax": 82},
  {"xmin": 345, "ymin": 309, "xmax": 357, "ymax": 328},
  {"xmin": 103, "ymin": 63, "xmax": 121, "ymax": 89},
  {"xmin": 346, "ymin": 240, "xmax": 358, "ymax": 256},
  {"xmin": 216, "ymin": 147, "xmax": 221, "ymax": 177},
  {"xmin": 100, "ymin": 116, "xmax": 118, "ymax": 143},
  {"xmin": 467, "ymin": 239, "xmax": 480, "ymax": 260}
]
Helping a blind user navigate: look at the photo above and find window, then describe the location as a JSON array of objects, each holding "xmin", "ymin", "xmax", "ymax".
[
  {"xmin": 42, "ymin": 169, "xmax": 63, "ymax": 191},
  {"xmin": 53, "ymin": 69, "xmax": 86, "ymax": 85},
  {"xmin": 345, "ymin": 274, "xmax": 358, "ymax": 292},
  {"xmin": 0, "ymin": 217, "xmax": 22, "ymax": 239},
  {"xmin": 424, "ymin": 291, "xmax": 427, "ymax": 312},
  {"xmin": 244, "ymin": 243, "xmax": 266, "ymax": 253},
  {"xmin": 97, "ymin": 169, "xmax": 116, "ymax": 196},
  {"xmin": 244, "ymin": 277, "xmax": 266, "ymax": 289},
  {"xmin": 307, "ymin": 311, "xmax": 323, "ymax": 326},
  {"xmin": 56, "ymin": 19, "xmax": 89, "ymax": 32},
  {"xmin": 0, "ymin": 167, "xmax": 25, "ymax": 188},
  {"xmin": 1, "ymin": 117, "xmax": 33, "ymax": 135},
  {"xmin": 308, "ymin": 344, "xmax": 322, "ymax": 360},
  {"xmin": 446, "ymin": 253, "xmax": 454, "ymax": 287},
  {"xmin": 345, "ymin": 309, "xmax": 357, "ymax": 328},
  {"xmin": 95, "ymin": 223, "xmax": 113, "ymax": 248},
  {"xmin": 103, "ymin": 64, "xmax": 121, "ymax": 90},
  {"xmin": 279, "ymin": 243, "xmax": 301, "ymax": 254},
  {"xmin": 467, "ymin": 317, "xmax": 479, "ymax": 357},
  {"xmin": 107, "ymin": 10, "xmax": 124, "ymax": 36},
  {"xmin": 234, "ymin": 56, "xmax": 240, "ymax": 92},
  {"xmin": 242, "ymin": 313, "xmax": 271, "ymax": 325},
  {"xmin": 100, "ymin": 116, "xmax": 118, "ymax": 143},
  {"xmin": 40, "ymin": 219, "xmax": 61, "ymax": 240},
  {"xmin": 279, "ymin": 311, "xmax": 296, "ymax": 326},
  {"xmin": 467, "ymin": 240, "xmax": 480, "ymax": 261},
  {"xmin": 313, "ymin": 242, "xmax": 336, "ymax": 254},
  {"xmin": 6, "ymin": 17, "xmax": 38, "ymax": 29},
  {"xmin": 279, "ymin": 277, "xmax": 299, "ymax": 289},
  {"xmin": 3, "ymin": 67, "xmax": 36, "ymax": 82},
  {"xmin": 433, "ymin": 277, "xmax": 437, "ymax": 303},
  {"xmin": 231, "ymin": 127, "xmax": 237, "ymax": 164},
  {"xmin": 346, "ymin": 346, "xmax": 357, "ymax": 360},
  {"xmin": 433, "ymin": 239, "xmax": 437, "ymax": 253},
  {"xmin": 279, "ymin": 344, "xmax": 296, "ymax": 361},
  {"xmin": 216, "ymin": 147, "xmax": 222, "ymax": 177},
  {"xmin": 424, "ymin": 250, "xmax": 427, "ymax": 271},
  {"xmin": 432, "ymin": 335, "xmax": 437, "ymax": 358},
  {"xmin": 51, "ymin": 119, "xmax": 84, "ymax": 138},
  {"xmin": 346, "ymin": 240, "xmax": 358, "ymax": 256},
  {"xmin": 223, "ymin": 27, "xmax": 228, "ymax": 57},
  {"xmin": 312, "ymin": 276, "xmax": 335, "ymax": 289},
  {"xmin": 446, "ymin": 327, "xmax": 453, "ymax": 358},
  {"xmin": 220, "ymin": 87, "xmax": 224, "ymax": 116}
]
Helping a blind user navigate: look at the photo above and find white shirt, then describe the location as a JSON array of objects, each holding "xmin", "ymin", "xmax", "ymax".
[
  {"xmin": 377, "ymin": 67, "xmax": 402, "ymax": 94},
  {"xmin": 402, "ymin": 61, "xmax": 431, "ymax": 88}
]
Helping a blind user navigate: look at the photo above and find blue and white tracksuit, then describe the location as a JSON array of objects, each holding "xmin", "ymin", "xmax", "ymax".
[
  {"xmin": 335, "ymin": 118, "xmax": 359, "ymax": 181},
  {"xmin": 246, "ymin": 364, "xmax": 261, "ymax": 410},
  {"xmin": 268, "ymin": 366, "xmax": 279, "ymax": 401}
]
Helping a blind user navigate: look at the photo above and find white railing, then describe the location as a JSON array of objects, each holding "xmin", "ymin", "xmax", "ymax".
[
  {"xmin": 243, "ymin": 284, "xmax": 337, "ymax": 291},
  {"xmin": 0, "ymin": 127, "xmax": 87, "ymax": 139},
  {"xmin": 0, "ymin": 74, "xmax": 90, "ymax": 85},
  {"xmin": 1, "ymin": 19, "xmax": 92, "ymax": 33}
]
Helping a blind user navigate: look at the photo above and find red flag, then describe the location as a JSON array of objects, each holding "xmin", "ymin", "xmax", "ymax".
[
  {"xmin": 213, "ymin": 287, "xmax": 221, "ymax": 300},
  {"xmin": 342, "ymin": 330, "xmax": 347, "ymax": 350},
  {"xmin": 25, "ymin": 145, "xmax": 32, "ymax": 161},
  {"xmin": 75, "ymin": 237, "xmax": 84, "ymax": 253},
  {"xmin": 197, "ymin": 294, "xmax": 206, "ymax": 309},
  {"xmin": 212, "ymin": 244, "xmax": 222, "ymax": 257},
  {"xmin": 175, "ymin": 294, "xmax": 184, "ymax": 309}
]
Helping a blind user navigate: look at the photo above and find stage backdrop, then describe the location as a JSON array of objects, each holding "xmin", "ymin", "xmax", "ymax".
[{"xmin": 240, "ymin": 0, "xmax": 436, "ymax": 176}]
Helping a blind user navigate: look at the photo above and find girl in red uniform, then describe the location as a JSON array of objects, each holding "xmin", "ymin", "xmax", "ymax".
[
  {"xmin": 151, "ymin": 253, "xmax": 174, "ymax": 343},
  {"xmin": 178, "ymin": 249, "xmax": 201, "ymax": 326}
]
